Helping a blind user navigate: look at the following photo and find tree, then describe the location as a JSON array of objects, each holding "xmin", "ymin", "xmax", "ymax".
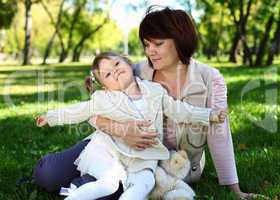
[
  {"xmin": 0, "ymin": 0, "xmax": 17, "ymax": 53},
  {"xmin": 254, "ymin": 14, "xmax": 274, "ymax": 66},
  {"xmin": 71, "ymin": 12, "xmax": 109, "ymax": 62},
  {"xmin": 22, "ymin": 0, "xmax": 32, "ymax": 65},
  {"xmin": 128, "ymin": 28, "xmax": 143, "ymax": 56},
  {"xmin": 196, "ymin": 0, "xmax": 279, "ymax": 66},
  {"xmin": 266, "ymin": 11, "xmax": 280, "ymax": 65},
  {"xmin": 40, "ymin": 0, "xmax": 66, "ymax": 64},
  {"xmin": 226, "ymin": 0, "xmax": 254, "ymax": 64},
  {"xmin": 0, "ymin": 0, "xmax": 17, "ymax": 29},
  {"xmin": 22, "ymin": 0, "xmax": 40, "ymax": 65}
]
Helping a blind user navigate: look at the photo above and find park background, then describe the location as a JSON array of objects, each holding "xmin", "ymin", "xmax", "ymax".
[{"xmin": 0, "ymin": 0, "xmax": 279, "ymax": 199}]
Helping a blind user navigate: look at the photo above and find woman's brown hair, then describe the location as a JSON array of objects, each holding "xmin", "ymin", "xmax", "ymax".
[{"xmin": 139, "ymin": 6, "xmax": 198, "ymax": 66}]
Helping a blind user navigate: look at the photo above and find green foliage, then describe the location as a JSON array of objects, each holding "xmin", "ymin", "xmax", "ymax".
[
  {"xmin": 192, "ymin": 0, "xmax": 280, "ymax": 65},
  {"xmin": 128, "ymin": 27, "xmax": 144, "ymax": 56},
  {"xmin": 1, "ymin": 0, "xmax": 280, "ymax": 65},
  {"xmin": 1, "ymin": 0, "xmax": 124, "ymax": 59},
  {"xmin": 0, "ymin": 60, "xmax": 279, "ymax": 199},
  {"xmin": 197, "ymin": 1, "xmax": 233, "ymax": 58},
  {"xmin": 87, "ymin": 15, "xmax": 123, "ymax": 52},
  {"xmin": 0, "ymin": 0, "xmax": 17, "ymax": 29}
]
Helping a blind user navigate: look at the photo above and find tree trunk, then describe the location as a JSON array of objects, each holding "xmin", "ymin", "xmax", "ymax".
[
  {"xmin": 41, "ymin": 0, "xmax": 65, "ymax": 64},
  {"xmin": 229, "ymin": 32, "xmax": 241, "ymax": 63},
  {"xmin": 255, "ymin": 15, "xmax": 274, "ymax": 66},
  {"xmin": 59, "ymin": 0, "xmax": 86, "ymax": 63},
  {"xmin": 59, "ymin": 49, "xmax": 68, "ymax": 62},
  {"xmin": 71, "ymin": 18, "xmax": 108, "ymax": 62},
  {"xmin": 228, "ymin": 0, "xmax": 253, "ymax": 63},
  {"xmin": 22, "ymin": 0, "xmax": 32, "ymax": 65},
  {"xmin": 42, "ymin": 31, "xmax": 56, "ymax": 64},
  {"xmin": 266, "ymin": 14, "xmax": 280, "ymax": 65},
  {"xmin": 241, "ymin": 35, "xmax": 253, "ymax": 66},
  {"xmin": 72, "ymin": 44, "xmax": 83, "ymax": 62}
]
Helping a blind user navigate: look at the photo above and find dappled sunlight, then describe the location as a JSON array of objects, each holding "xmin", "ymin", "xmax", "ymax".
[
  {"xmin": 1, "ymin": 84, "xmax": 57, "ymax": 95},
  {"xmin": 0, "ymin": 62, "xmax": 279, "ymax": 199}
]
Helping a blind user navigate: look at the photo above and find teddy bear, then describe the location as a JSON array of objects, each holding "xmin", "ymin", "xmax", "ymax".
[{"xmin": 150, "ymin": 150, "xmax": 195, "ymax": 200}]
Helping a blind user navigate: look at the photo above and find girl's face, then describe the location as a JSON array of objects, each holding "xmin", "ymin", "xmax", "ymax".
[
  {"xmin": 97, "ymin": 56, "xmax": 134, "ymax": 90},
  {"xmin": 144, "ymin": 38, "xmax": 181, "ymax": 71}
]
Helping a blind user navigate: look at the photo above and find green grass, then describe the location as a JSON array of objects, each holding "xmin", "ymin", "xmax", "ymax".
[{"xmin": 0, "ymin": 60, "xmax": 279, "ymax": 199}]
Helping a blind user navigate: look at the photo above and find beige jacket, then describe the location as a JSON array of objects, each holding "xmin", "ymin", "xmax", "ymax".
[
  {"xmin": 46, "ymin": 77, "xmax": 211, "ymax": 172},
  {"xmin": 134, "ymin": 59, "xmax": 216, "ymax": 182}
]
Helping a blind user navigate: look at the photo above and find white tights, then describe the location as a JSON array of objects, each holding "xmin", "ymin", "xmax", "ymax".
[
  {"xmin": 119, "ymin": 169, "xmax": 155, "ymax": 200},
  {"xmin": 65, "ymin": 169, "xmax": 155, "ymax": 200}
]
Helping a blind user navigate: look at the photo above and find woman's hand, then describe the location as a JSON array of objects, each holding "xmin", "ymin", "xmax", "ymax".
[
  {"xmin": 210, "ymin": 108, "xmax": 227, "ymax": 123},
  {"xmin": 120, "ymin": 120, "xmax": 159, "ymax": 150},
  {"xmin": 229, "ymin": 184, "xmax": 269, "ymax": 200},
  {"xmin": 236, "ymin": 191, "xmax": 270, "ymax": 200},
  {"xmin": 92, "ymin": 116, "xmax": 159, "ymax": 150},
  {"xmin": 36, "ymin": 115, "xmax": 48, "ymax": 127}
]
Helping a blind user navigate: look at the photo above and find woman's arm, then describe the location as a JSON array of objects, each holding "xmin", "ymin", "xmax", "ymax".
[
  {"xmin": 206, "ymin": 69, "xmax": 267, "ymax": 199},
  {"xmin": 91, "ymin": 116, "xmax": 158, "ymax": 150}
]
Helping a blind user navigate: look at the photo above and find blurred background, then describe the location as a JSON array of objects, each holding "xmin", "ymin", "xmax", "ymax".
[{"xmin": 0, "ymin": 0, "xmax": 279, "ymax": 66}]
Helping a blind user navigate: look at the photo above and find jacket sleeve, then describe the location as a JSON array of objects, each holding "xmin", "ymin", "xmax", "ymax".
[
  {"xmin": 207, "ymin": 68, "xmax": 238, "ymax": 185},
  {"xmin": 46, "ymin": 98, "xmax": 95, "ymax": 127},
  {"xmin": 162, "ymin": 89, "xmax": 211, "ymax": 126}
]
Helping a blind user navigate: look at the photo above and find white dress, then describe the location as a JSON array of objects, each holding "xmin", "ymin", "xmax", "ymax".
[{"xmin": 74, "ymin": 97, "xmax": 150, "ymax": 187}]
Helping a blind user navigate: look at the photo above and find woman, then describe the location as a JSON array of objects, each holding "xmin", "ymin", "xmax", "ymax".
[
  {"xmin": 88, "ymin": 6, "xmax": 264, "ymax": 199},
  {"xmin": 33, "ymin": 6, "xmax": 262, "ymax": 199}
]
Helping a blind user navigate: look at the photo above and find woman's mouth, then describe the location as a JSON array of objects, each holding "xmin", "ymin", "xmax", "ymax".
[{"xmin": 151, "ymin": 58, "xmax": 161, "ymax": 63}]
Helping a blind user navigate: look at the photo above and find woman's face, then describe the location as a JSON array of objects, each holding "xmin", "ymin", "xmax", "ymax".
[
  {"xmin": 143, "ymin": 38, "xmax": 181, "ymax": 71},
  {"xmin": 97, "ymin": 56, "xmax": 134, "ymax": 90}
]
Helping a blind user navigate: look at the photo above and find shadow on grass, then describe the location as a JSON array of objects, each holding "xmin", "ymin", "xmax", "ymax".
[
  {"xmin": 0, "ymin": 65, "xmax": 91, "ymax": 87},
  {"xmin": 0, "ymin": 63, "xmax": 279, "ymax": 199},
  {"xmin": 0, "ymin": 84, "xmax": 91, "ymax": 107},
  {"xmin": 0, "ymin": 115, "xmax": 93, "ymax": 199}
]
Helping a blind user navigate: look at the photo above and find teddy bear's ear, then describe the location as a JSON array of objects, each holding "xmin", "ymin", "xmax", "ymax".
[{"xmin": 178, "ymin": 150, "xmax": 188, "ymax": 160}]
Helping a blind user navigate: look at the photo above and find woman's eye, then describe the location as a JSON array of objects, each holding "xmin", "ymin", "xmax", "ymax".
[
  {"xmin": 115, "ymin": 61, "xmax": 119, "ymax": 66},
  {"xmin": 105, "ymin": 72, "xmax": 111, "ymax": 78},
  {"xmin": 143, "ymin": 42, "xmax": 149, "ymax": 47},
  {"xmin": 155, "ymin": 42, "xmax": 164, "ymax": 46}
]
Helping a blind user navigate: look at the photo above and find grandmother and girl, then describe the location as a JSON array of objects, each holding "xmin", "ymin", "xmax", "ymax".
[{"xmin": 33, "ymin": 6, "xmax": 264, "ymax": 200}]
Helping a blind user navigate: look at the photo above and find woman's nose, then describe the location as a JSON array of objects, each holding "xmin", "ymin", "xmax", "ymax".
[{"xmin": 146, "ymin": 45, "xmax": 157, "ymax": 56}]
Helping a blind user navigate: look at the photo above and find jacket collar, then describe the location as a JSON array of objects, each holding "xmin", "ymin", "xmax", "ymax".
[
  {"xmin": 138, "ymin": 59, "xmax": 207, "ymax": 98},
  {"xmin": 181, "ymin": 59, "xmax": 207, "ymax": 98},
  {"xmin": 105, "ymin": 77, "xmax": 163, "ymax": 123}
]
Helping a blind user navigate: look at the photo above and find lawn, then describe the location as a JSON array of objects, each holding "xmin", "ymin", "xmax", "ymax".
[{"xmin": 0, "ymin": 60, "xmax": 279, "ymax": 199}]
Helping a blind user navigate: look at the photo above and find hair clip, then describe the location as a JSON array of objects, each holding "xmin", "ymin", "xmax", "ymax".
[
  {"xmin": 90, "ymin": 71, "xmax": 96, "ymax": 82},
  {"xmin": 90, "ymin": 70, "xmax": 103, "ymax": 89}
]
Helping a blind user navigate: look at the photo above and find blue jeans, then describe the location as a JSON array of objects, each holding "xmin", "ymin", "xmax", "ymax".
[{"xmin": 33, "ymin": 139, "xmax": 123, "ymax": 199}]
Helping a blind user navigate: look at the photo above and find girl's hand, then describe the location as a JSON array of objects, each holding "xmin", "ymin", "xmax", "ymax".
[
  {"xmin": 36, "ymin": 115, "xmax": 48, "ymax": 127},
  {"xmin": 119, "ymin": 120, "xmax": 159, "ymax": 150},
  {"xmin": 210, "ymin": 108, "xmax": 227, "ymax": 123}
]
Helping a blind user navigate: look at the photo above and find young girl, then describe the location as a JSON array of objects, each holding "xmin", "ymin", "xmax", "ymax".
[{"xmin": 36, "ymin": 52, "xmax": 226, "ymax": 200}]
